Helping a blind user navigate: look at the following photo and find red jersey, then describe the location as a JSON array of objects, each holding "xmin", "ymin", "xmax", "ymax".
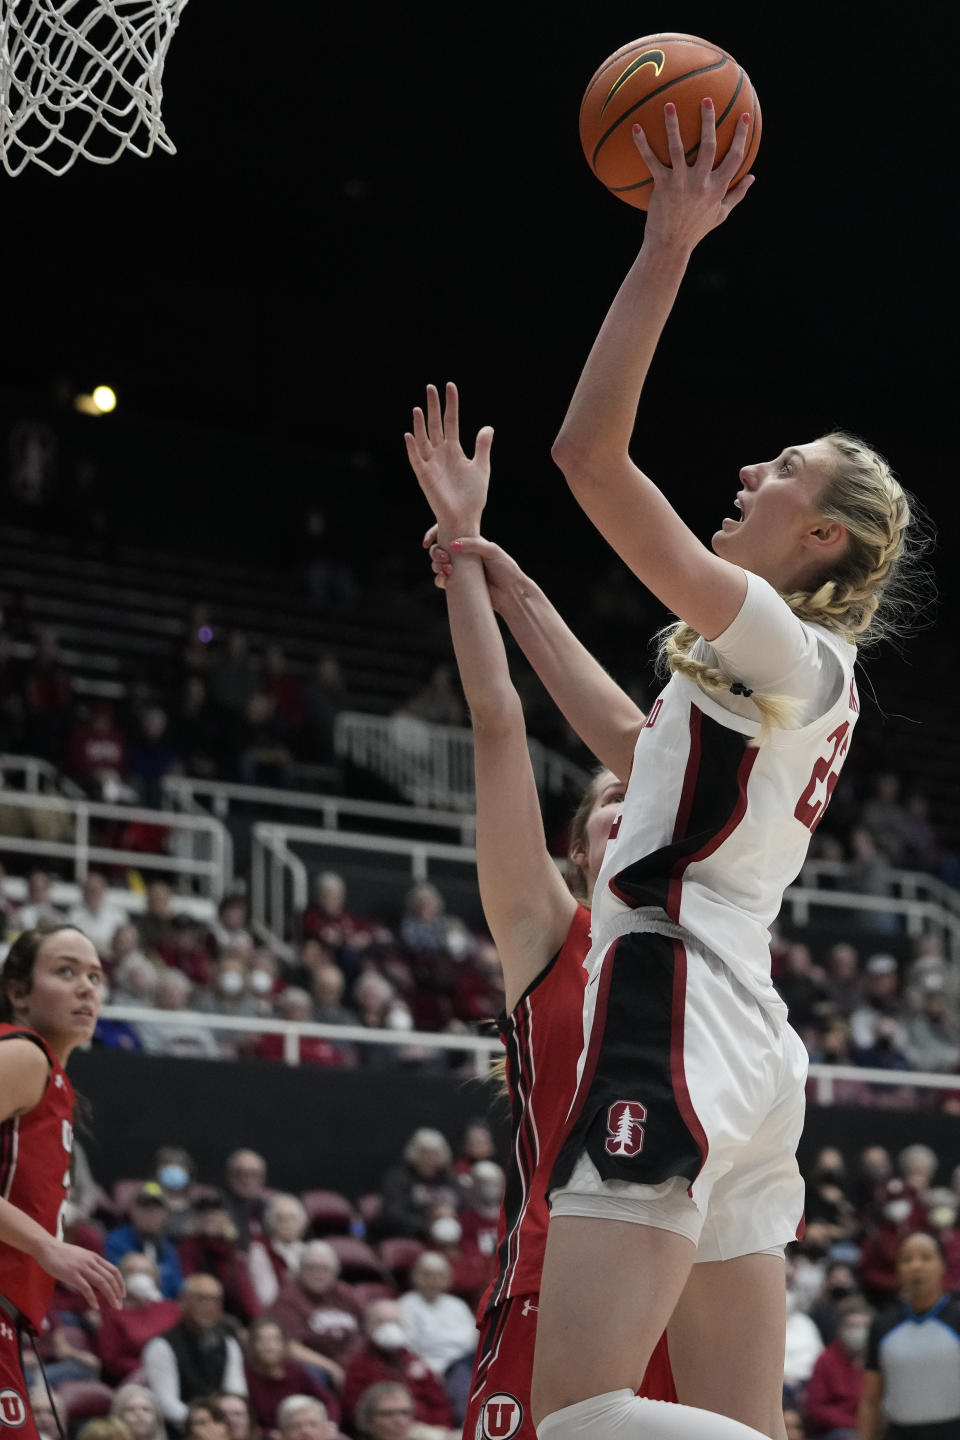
[
  {"xmin": 0, "ymin": 1025, "xmax": 74, "ymax": 1332},
  {"xmin": 482, "ymin": 905, "xmax": 591, "ymax": 1315}
]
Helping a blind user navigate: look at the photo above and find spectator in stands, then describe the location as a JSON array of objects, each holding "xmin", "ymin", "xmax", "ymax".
[
  {"xmin": 927, "ymin": 1193, "xmax": 960, "ymax": 1290},
  {"xmin": 379, "ymin": 1131, "xmax": 461, "ymax": 1241},
  {"xmin": 400, "ymin": 665, "xmax": 464, "ymax": 727},
  {"xmin": 862, "ymin": 772, "xmax": 911, "ymax": 865},
  {"xmin": 396, "ymin": 1253, "xmax": 476, "ymax": 1422},
  {"xmin": 208, "ymin": 895, "xmax": 254, "ymax": 957},
  {"xmin": 808, "ymin": 1261, "xmax": 862, "ymax": 1346},
  {"xmin": 98, "ymin": 1253, "xmax": 182, "ymax": 1385},
  {"xmin": 351, "ymin": 973, "xmax": 425, "ymax": 1069},
  {"xmin": 822, "ymin": 942, "xmax": 861, "ymax": 1017},
  {"xmin": 452, "ymin": 940, "xmax": 504, "ymax": 1025},
  {"xmin": 178, "ymin": 1193, "xmax": 262, "ymax": 1322},
  {"xmin": 38, "ymin": 1309, "xmax": 102, "ymax": 1386},
  {"xmin": 846, "ymin": 827, "xmax": 900, "ymax": 935},
  {"xmin": 23, "ymin": 627, "xmax": 72, "ymax": 761},
  {"xmin": 136, "ymin": 969, "xmax": 219, "ymax": 1058},
  {"xmin": 421, "ymin": 1205, "xmax": 491, "ymax": 1309},
  {"xmin": 249, "ymin": 948, "xmax": 282, "ymax": 1006},
  {"xmin": 803, "ymin": 1295, "xmax": 872, "ymax": 1438},
  {"xmin": 804, "ymin": 1149, "xmax": 857, "ymax": 1244},
  {"xmin": 175, "ymin": 676, "xmax": 222, "ymax": 779},
  {"xmin": 904, "ymin": 976, "xmax": 960, "ymax": 1072},
  {"xmin": 149, "ymin": 1145, "xmax": 199, "ymax": 1240},
  {"xmin": 303, "ymin": 655, "xmax": 347, "ymax": 766},
  {"xmin": 897, "ymin": 1142, "xmax": 940, "ymax": 1202},
  {"xmin": 784, "ymin": 1256, "xmax": 825, "ymax": 1391},
  {"xmin": 859, "ymin": 1232, "xmax": 960, "ymax": 1438},
  {"xmin": 210, "ymin": 631, "xmax": 256, "ymax": 718},
  {"xmin": 223, "ymin": 1150, "xmax": 268, "ymax": 1252},
  {"xmin": 111, "ymin": 1384, "xmax": 168, "ymax": 1440},
  {"xmin": 276, "ymin": 1396, "xmax": 335, "ymax": 1440},
  {"xmin": 136, "ymin": 880, "xmax": 177, "ymax": 954},
  {"xmin": 353, "ymin": 1383, "xmax": 417, "ymax": 1440},
  {"xmin": 254, "ymin": 988, "xmax": 344, "ymax": 1067},
  {"xmin": 161, "ymin": 914, "xmax": 215, "ymax": 989},
  {"xmin": 263, "ymin": 646, "xmax": 307, "ymax": 749},
  {"xmin": 854, "ymin": 1014, "xmax": 915, "ymax": 1081},
  {"xmin": 301, "ymin": 874, "xmax": 372, "ymax": 966},
  {"xmin": 67, "ymin": 872, "xmax": 128, "ymax": 958},
  {"xmin": 342, "ymin": 1299, "xmax": 453, "ymax": 1435},
  {"xmin": 128, "ymin": 705, "xmax": 180, "ymax": 809},
  {"xmin": 248, "ymin": 1195, "xmax": 309, "ymax": 1309},
  {"xmin": 453, "ymin": 1120, "xmax": 496, "ymax": 1178},
  {"xmin": 105, "ymin": 1181, "xmax": 184, "ymax": 1298},
  {"xmin": 858, "ymin": 1178, "xmax": 930, "ymax": 1308},
  {"xmin": 398, "ymin": 886, "xmax": 454, "ymax": 961},
  {"xmin": 183, "ymin": 1399, "xmax": 231, "ymax": 1440},
  {"xmin": 197, "ymin": 952, "xmax": 261, "ymax": 1024},
  {"xmin": 143, "ymin": 1274, "xmax": 247, "ymax": 1427},
  {"xmin": 68, "ymin": 699, "xmax": 129, "ymax": 799},
  {"xmin": 311, "ymin": 963, "xmax": 356, "ymax": 1027},
  {"xmin": 852, "ymin": 1145, "xmax": 894, "ymax": 1216},
  {"xmin": 456, "ymin": 1162, "xmax": 503, "ymax": 1261},
  {"xmin": 110, "ymin": 917, "xmax": 152, "ymax": 972},
  {"xmin": 112, "ymin": 950, "xmax": 159, "ymax": 1008},
  {"xmin": 244, "ymin": 1317, "xmax": 340, "ymax": 1432},
  {"xmin": 267, "ymin": 1239, "xmax": 362, "ymax": 1375},
  {"xmin": 234, "ymin": 691, "xmax": 293, "ymax": 788},
  {"xmin": 849, "ymin": 955, "xmax": 908, "ymax": 1052},
  {"xmin": 211, "ymin": 1393, "xmax": 260, "ymax": 1440},
  {"xmin": 75, "ymin": 1422, "xmax": 133, "ymax": 1440},
  {"xmin": 16, "ymin": 867, "xmax": 63, "ymax": 929},
  {"xmin": 775, "ymin": 942, "xmax": 832, "ymax": 1037}
]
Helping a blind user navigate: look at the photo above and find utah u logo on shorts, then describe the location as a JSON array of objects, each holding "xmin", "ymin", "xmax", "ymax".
[
  {"xmin": 605, "ymin": 1100, "xmax": 647, "ymax": 1157},
  {"xmin": 477, "ymin": 1393, "xmax": 523, "ymax": 1440},
  {"xmin": 0, "ymin": 1389, "xmax": 27, "ymax": 1426}
]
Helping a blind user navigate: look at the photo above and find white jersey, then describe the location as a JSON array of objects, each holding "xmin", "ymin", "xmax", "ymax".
[{"xmin": 588, "ymin": 571, "xmax": 859, "ymax": 1019}]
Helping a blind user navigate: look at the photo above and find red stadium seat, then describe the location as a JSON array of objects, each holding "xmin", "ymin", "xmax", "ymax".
[
  {"xmin": 326, "ymin": 1235, "xmax": 389, "ymax": 1283},
  {"xmin": 300, "ymin": 1189, "xmax": 356, "ymax": 1236},
  {"xmin": 377, "ymin": 1237, "xmax": 425, "ymax": 1287},
  {"xmin": 355, "ymin": 1193, "xmax": 383, "ymax": 1228},
  {"xmin": 55, "ymin": 1380, "xmax": 115, "ymax": 1422}
]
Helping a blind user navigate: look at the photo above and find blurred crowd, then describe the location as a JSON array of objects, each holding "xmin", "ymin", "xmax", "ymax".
[{"xmin": 31, "ymin": 1116, "xmax": 960, "ymax": 1440}]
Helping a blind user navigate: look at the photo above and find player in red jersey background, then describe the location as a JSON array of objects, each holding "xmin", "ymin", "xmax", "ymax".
[
  {"xmin": 0, "ymin": 925, "xmax": 125, "ymax": 1440},
  {"xmin": 406, "ymin": 384, "xmax": 675, "ymax": 1440}
]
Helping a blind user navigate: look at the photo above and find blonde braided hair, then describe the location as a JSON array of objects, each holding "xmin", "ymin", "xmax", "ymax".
[{"xmin": 658, "ymin": 431, "xmax": 931, "ymax": 733}]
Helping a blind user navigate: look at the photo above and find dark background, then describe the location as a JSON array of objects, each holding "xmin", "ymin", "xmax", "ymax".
[{"xmin": 0, "ymin": 2, "xmax": 954, "ymax": 728}]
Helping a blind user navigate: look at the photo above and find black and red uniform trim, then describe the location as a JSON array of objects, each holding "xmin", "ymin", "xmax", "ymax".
[{"xmin": 551, "ymin": 704, "xmax": 756, "ymax": 1193}]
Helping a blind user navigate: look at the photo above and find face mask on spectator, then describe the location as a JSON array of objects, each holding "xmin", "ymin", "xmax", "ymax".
[
  {"xmin": 249, "ymin": 970, "xmax": 273, "ymax": 995},
  {"xmin": 371, "ymin": 1322, "xmax": 407, "ymax": 1352},
  {"xmin": 430, "ymin": 1216, "xmax": 461, "ymax": 1245},
  {"xmin": 884, "ymin": 1199, "xmax": 912, "ymax": 1224},
  {"xmin": 126, "ymin": 1272, "xmax": 163, "ymax": 1303},
  {"xmin": 218, "ymin": 970, "xmax": 245, "ymax": 997},
  {"xmin": 841, "ymin": 1323, "xmax": 869, "ymax": 1354},
  {"xmin": 158, "ymin": 1164, "xmax": 190, "ymax": 1191},
  {"xmin": 930, "ymin": 1206, "xmax": 956, "ymax": 1229},
  {"xmin": 386, "ymin": 1005, "xmax": 413, "ymax": 1031},
  {"xmin": 829, "ymin": 1283, "xmax": 855, "ymax": 1301}
]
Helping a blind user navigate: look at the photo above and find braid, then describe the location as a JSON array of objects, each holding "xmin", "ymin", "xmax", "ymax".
[{"xmin": 656, "ymin": 431, "xmax": 931, "ymax": 735}]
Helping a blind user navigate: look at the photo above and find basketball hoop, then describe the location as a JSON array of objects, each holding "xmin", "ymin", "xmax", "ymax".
[{"xmin": 0, "ymin": 0, "xmax": 189, "ymax": 176}]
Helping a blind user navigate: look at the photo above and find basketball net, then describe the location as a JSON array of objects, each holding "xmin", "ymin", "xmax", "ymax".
[{"xmin": 0, "ymin": 0, "xmax": 188, "ymax": 176}]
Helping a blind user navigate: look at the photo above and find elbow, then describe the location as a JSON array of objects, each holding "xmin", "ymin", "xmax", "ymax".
[
  {"xmin": 550, "ymin": 430, "xmax": 610, "ymax": 493},
  {"xmin": 470, "ymin": 691, "xmax": 525, "ymax": 740}
]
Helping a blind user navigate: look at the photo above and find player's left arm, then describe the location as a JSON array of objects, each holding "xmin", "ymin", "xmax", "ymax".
[{"xmin": 552, "ymin": 102, "xmax": 754, "ymax": 640}]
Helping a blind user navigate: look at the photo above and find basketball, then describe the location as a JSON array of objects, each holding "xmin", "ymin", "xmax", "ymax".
[{"xmin": 579, "ymin": 33, "xmax": 761, "ymax": 210}]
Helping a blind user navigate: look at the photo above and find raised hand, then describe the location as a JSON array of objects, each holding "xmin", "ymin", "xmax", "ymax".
[
  {"xmin": 635, "ymin": 98, "xmax": 755, "ymax": 251},
  {"xmin": 421, "ymin": 525, "xmax": 528, "ymax": 614},
  {"xmin": 404, "ymin": 382, "xmax": 493, "ymax": 538}
]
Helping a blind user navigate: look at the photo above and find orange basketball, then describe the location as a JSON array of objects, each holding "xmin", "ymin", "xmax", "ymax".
[{"xmin": 579, "ymin": 32, "xmax": 761, "ymax": 209}]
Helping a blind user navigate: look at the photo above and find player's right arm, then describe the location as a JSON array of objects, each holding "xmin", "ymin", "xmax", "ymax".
[
  {"xmin": 0, "ymin": 1039, "xmax": 125, "ymax": 1310},
  {"xmin": 856, "ymin": 1370, "xmax": 883, "ymax": 1440},
  {"xmin": 406, "ymin": 385, "xmax": 579, "ymax": 1010},
  {"xmin": 425, "ymin": 529, "xmax": 644, "ymax": 783}
]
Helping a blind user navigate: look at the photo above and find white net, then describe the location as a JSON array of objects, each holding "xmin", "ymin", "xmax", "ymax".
[{"xmin": 0, "ymin": 0, "xmax": 188, "ymax": 176}]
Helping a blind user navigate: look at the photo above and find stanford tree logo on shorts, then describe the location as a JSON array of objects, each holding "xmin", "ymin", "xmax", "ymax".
[
  {"xmin": 605, "ymin": 1100, "xmax": 647, "ymax": 1157},
  {"xmin": 476, "ymin": 1393, "xmax": 523, "ymax": 1440},
  {"xmin": 0, "ymin": 1389, "xmax": 27, "ymax": 1426}
]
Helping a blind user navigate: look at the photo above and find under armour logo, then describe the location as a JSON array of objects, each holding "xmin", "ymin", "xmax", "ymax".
[
  {"xmin": 520, "ymin": 1298, "xmax": 538, "ymax": 1317},
  {"xmin": 604, "ymin": 1100, "xmax": 647, "ymax": 1158},
  {"xmin": 477, "ymin": 1394, "xmax": 523, "ymax": 1440},
  {"xmin": 0, "ymin": 1323, "xmax": 14, "ymax": 1342},
  {"xmin": 54, "ymin": 1074, "xmax": 64, "ymax": 1088},
  {"xmin": 0, "ymin": 1390, "xmax": 27, "ymax": 1426}
]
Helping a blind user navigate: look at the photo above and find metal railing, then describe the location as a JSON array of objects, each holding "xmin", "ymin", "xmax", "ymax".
[
  {"xmin": 801, "ymin": 858, "xmax": 960, "ymax": 921},
  {"xmin": 0, "ymin": 754, "xmax": 84, "ymax": 799},
  {"xmin": 163, "ymin": 775, "xmax": 477, "ymax": 845},
  {"xmin": 0, "ymin": 790, "xmax": 230, "ymax": 898},
  {"xmin": 250, "ymin": 821, "xmax": 479, "ymax": 958},
  {"xmin": 781, "ymin": 885, "xmax": 960, "ymax": 962},
  {"xmin": 334, "ymin": 711, "xmax": 590, "ymax": 811},
  {"xmin": 97, "ymin": 1005, "xmax": 960, "ymax": 1103}
]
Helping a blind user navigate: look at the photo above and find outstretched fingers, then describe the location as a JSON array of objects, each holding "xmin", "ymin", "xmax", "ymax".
[
  {"xmin": 717, "ymin": 111, "xmax": 752, "ymax": 187},
  {"xmin": 695, "ymin": 97, "xmax": 717, "ymax": 172},
  {"xmin": 442, "ymin": 381, "xmax": 459, "ymax": 447},
  {"xmin": 663, "ymin": 102, "xmax": 687, "ymax": 168},
  {"xmin": 425, "ymin": 384, "xmax": 444, "ymax": 445}
]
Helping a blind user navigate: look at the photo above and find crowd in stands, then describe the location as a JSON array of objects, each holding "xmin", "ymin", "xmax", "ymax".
[{"xmin": 28, "ymin": 1114, "xmax": 960, "ymax": 1440}]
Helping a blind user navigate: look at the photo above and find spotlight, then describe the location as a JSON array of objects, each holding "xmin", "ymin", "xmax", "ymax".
[{"xmin": 92, "ymin": 385, "xmax": 117, "ymax": 413}]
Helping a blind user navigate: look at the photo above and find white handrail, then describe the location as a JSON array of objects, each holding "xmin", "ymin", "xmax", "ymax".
[
  {"xmin": 164, "ymin": 776, "xmax": 477, "ymax": 845},
  {"xmin": 782, "ymin": 885, "xmax": 960, "ymax": 957},
  {"xmin": 801, "ymin": 858, "xmax": 960, "ymax": 919},
  {"xmin": 0, "ymin": 790, "xmax": 229, "ymax": 898}
]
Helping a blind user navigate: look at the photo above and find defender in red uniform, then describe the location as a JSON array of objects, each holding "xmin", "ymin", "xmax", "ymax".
[
  {"xmin": 406, "ymin": 384, "xmax": 674, "ymax": 1440},
  {"xmin": 0, "ymin": 925, "xmax": 125, "ymax": 1439}
]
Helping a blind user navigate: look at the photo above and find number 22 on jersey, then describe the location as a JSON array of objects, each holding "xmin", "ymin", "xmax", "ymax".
[{"xmin": 794, "ymin": 721, "xmax": 850, "ymax": 833}]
